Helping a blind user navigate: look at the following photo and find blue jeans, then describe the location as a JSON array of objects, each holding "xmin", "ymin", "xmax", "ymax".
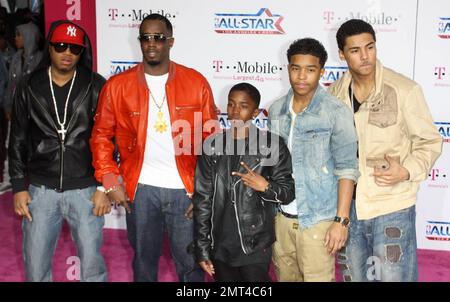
[
  {"xmin": 23, "ymin": 185, "xmax": 107, "ymax": 282},
  {"xmin": 126, "ymin": 184, "xmax": 204, "ymax": 282},
  {"xmin": 337, "ymin": 202, "xmax": 418, "ymax": 282}
]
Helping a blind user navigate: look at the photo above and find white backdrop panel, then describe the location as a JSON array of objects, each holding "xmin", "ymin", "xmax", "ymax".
[
  {"xmin": 415, "ymin": 0, "xmax": 450, "ymax": 250},
  {"xmin": 95, "ymin": 0, "xmax": 448, "ymax": 252}
]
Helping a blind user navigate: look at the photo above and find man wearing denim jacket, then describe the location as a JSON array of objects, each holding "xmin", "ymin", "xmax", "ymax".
[{"xmin": 268, "ymin": 38, "xmax": 359, "ymax": 281}]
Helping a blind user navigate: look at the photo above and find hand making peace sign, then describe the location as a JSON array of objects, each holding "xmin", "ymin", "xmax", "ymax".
[{"xmin": 232, "ymin": 161, "xmax": 270, "ymax": 192}]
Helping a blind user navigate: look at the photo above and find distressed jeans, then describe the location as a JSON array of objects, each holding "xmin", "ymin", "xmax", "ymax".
[
  {"xmin": 23, "ymin": 185, "xmax": 107, "ymax": 282},
  {"xmin": 126, "ymin": 183, "xmax": 204, "ymax": 282},
  {"xmin": 337, "ymin": 202, "xmax": 418, "ymax": 282}
]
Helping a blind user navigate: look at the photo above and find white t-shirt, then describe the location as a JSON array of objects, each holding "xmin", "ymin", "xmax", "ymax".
[
  {"xmin": 137, "ymin": 73, "xmax": 185, "ymax": 189},
  {"xmin": 280, "ymin": 96, "xmax": 299, "ymax": 216}
]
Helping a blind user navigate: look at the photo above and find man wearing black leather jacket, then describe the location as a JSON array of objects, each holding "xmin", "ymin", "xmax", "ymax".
[
  {"xmin": 193, "ymin": 83, "xmax": 295, "ymax": 282},
  {"xmin": 8, "ymin": 20, "xmax": 109, "ymax": 281}
]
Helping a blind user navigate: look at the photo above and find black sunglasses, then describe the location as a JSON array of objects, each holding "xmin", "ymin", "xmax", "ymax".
[
  {"xmin": 138, "ymin": 33, "xmax": 173, "ymax": 43},
  {"xmin": 51, "ymin": 42, "xmax": 84, "ymax": 55}
]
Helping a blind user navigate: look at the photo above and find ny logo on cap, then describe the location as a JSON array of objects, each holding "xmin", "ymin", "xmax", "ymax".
[{"xmin": 67, "ymin": 25, "xmax": 77, "ymax": 37}]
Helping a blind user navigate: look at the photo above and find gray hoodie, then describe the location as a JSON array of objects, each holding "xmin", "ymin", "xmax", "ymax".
[{"xmin": 4, "ymin": 21, "xmax": 42, "ymax": 112}]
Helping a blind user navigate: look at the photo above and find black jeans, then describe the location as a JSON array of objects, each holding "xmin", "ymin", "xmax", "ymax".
[{"xmin": 213, "ymin": 259, "xmax": 272, "ymax": 282}]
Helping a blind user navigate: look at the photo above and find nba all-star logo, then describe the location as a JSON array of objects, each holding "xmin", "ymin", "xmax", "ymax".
[
  {"xmin": 214, "ymin": 8, "xmax": 285, "ymax": 34},
  {"xmin": 435, "ymin": 122, "xmax": 450, "ymax": 143},
  {"xmin": 438, "ymin": 17, "xmax": 450, "ymax": 39},
  {"xmin": 425, "ymin": 221, "xmax": 450, "ymax": 241},
  {"xmin": 218, "ymin": 110, "xmax": 268, "ymax": 130},
  {"xmin": 110, "ymin": 60, "xmax": 140, "ymax": 76},
  {"xmin": 321, "ymin": 66, "xmax": 348, "ymax": 87}
]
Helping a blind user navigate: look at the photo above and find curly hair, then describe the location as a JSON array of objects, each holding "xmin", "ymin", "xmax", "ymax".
[
  {"xmin": 229, "ymin": 82, "xmax": 261, "ymax": 108},
  {"xmin": 287, "ymin": 38, "xmax": 327, "ymax": 68}
]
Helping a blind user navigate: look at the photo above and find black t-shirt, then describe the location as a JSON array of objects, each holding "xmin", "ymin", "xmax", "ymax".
[
  {"xmin": 53, "ymin": 79, "xmax": 73, "ymax": 123},
  {"xmin": 348, "ymin": 85, "xmax": 360, "ymax": 201},
  {"xmin": 40, "ymin": 69, "xmax": 81, "ymax": 129},
  {"xmin": 212, "ymin": 136, "xmax": 272, "ymax": 267}
]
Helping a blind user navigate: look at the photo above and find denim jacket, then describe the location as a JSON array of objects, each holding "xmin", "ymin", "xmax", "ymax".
[{"xmin": 268, "ymin": 85, "xmax": 359, "ymax": 229}]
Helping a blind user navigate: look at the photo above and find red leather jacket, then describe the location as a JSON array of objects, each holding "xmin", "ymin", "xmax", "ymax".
[{"xmin": 90, "ymin": 62, "xmax": 218, "ymax": 200}]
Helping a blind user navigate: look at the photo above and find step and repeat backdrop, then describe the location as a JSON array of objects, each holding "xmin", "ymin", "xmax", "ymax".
[{"xmin": 45, "ymin": 0, "xmax": 450, "ymax": 251}]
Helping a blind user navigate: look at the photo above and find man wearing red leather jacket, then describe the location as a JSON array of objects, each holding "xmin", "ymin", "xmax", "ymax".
[{"xmin": 90, "ymin": 14, "xmax": 218, "ymax": 282}]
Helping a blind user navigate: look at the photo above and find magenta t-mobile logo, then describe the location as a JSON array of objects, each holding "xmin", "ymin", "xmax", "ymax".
[
  {"xmin": 429, "ymin": 169, "xmax": 443, "ymax": 181},
  {"xmin": 323, "ymin": 11, "xmax": 335, "ymax": 24},
  {"xmin": 109, "ymin": 8, "xmax": 119, "ymax": 21},
  {"xmin": 213, "ymin": 60, "xmax": 223, "ymax": 72},
  {"xmin": 434, "ymin": 67, "xmax": 446, "ymax": 80}
]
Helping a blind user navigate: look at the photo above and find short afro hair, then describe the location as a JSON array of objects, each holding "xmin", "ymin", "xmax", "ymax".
[
  {"xmin": 287, "ymin": 38, "xmax": 328, "ymax": 68},
  {"xmin": 229, "ymin": 82, "xmax": 261, "ymax": 108}
]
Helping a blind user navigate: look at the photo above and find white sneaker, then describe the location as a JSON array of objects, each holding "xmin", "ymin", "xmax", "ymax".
[{"xmin": 0, "ymin": 182, "xmax": 12, "ymax": 195}]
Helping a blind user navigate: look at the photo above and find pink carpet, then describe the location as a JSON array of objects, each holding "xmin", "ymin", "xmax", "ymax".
[{"xmin": 1, "ymin": 190, "xmax": 449, "ymax": 282}]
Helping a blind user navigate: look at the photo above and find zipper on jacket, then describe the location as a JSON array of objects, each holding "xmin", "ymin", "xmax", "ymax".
[
  {"xmin": 175, "ymin": 105, "xmax": 200, "ymax": 110},
  {"xmin": 29, "ymin": 81, "xmax": 93, "ymax": 192},
  {"xmin": 59, "ymin": 141, "xmax": 64, "ymax": 190},
  {"xmin": 210, "ymin": 174, "xmax": 218, "ymax": 250},
  {"xmin": 232, "ymin": 160, "xmax": 262, "ymax": 254},
  {"xmin": 60, "ymin": 82, "xmax": 92, "ymax": 191},
  {"xmin": 232, "ymin": 178, "xmax": 248, "ymax": 254}
]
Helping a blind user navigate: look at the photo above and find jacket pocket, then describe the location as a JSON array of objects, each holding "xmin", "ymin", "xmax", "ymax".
[
  {"xmin": 368, "ymin": 87, "xmax": 398, "ymax": 128},
  {"xmin": 175, "ymin": 105, "xmax": 201, "ymax": 118},
  {"xmin": 242, "ymin": 213, "xmax": 264, "ymax": 233},
  {"xmin": 298, "ymin": 128, "xmax": 331, "ymax": 168}
]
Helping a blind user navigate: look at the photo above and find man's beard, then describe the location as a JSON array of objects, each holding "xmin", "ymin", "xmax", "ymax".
[
  {"xmin": 54, "ymin": 64, "xmax": 76, "ymax": 74},
  {"xmin": 147, "ymin": 59, "xmax": 160, "ymax": 66}
]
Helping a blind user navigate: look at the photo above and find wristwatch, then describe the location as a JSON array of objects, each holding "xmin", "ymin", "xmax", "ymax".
[{"xmin": 334, "ymin": 216, "xmax": 350, "ymax": 227}]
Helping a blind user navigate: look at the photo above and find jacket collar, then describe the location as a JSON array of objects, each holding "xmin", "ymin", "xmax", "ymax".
[
  {"xmin": 338, "ymin": 59, "xmax": 384, "ymax": 104},
  {"xmin": 29, "ymin": 66, "xmax": 92, "ymax": 125},
  {"xmin": 281, "ymin": 85, "xmax": 327, "ymax": 116}
]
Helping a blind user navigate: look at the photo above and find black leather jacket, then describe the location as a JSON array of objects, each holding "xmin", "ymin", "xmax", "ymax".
[
  {"xmin": 193, "ymin": 126, "xmax": 295, "ymax": 262},
  {"xmin": 9, "ymin": 66, "xmax": 105, "ymax": 193},
  {"xmin": 9, "ymin": 20, "xmax": 106, "ymax": 193}
]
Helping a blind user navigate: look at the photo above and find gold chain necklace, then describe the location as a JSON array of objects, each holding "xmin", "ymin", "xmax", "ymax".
[{"xmin": 150, "ymin": 90, "xmax": 168, "ymax": 133}]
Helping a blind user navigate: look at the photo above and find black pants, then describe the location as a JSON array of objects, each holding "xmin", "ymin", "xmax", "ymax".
[{"xmin": 213, "ymin": 259, "xmax": 272, "ymax": 282}]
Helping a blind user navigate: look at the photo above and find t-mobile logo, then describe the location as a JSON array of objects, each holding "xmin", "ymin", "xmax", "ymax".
[
  {"xmin": 429, "ymin": 169, "xmax": 446, "ymax": 181},
  {"xmin": 109, "ymin": 8, "xmax": 119, "ymax": 21},
  {"xmin": 213, "ymin": 60, "xmax": 223, "ymax": 72},
  {"xmin": 323, "ymin": 11, "xmax": 335, "ymax": 24},
  {"xmin": 435, "ymin": 67, "xmax": 446, "ymax": 80}
]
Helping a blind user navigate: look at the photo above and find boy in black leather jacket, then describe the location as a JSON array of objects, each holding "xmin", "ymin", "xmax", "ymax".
[{"xmin": 193, "ymin": 82, "xmax": 295, "ymax": 282}]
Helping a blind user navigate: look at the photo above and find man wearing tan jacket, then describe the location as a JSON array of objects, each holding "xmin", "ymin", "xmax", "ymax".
[{"xmin": 329, "ymin": 19, "xmax": 442, "ymax": 282}]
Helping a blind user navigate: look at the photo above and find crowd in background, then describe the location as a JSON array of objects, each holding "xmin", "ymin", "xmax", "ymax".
[{"xmin": 0, "ymin": 1, "xmax": 45, "ymax": 194}]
